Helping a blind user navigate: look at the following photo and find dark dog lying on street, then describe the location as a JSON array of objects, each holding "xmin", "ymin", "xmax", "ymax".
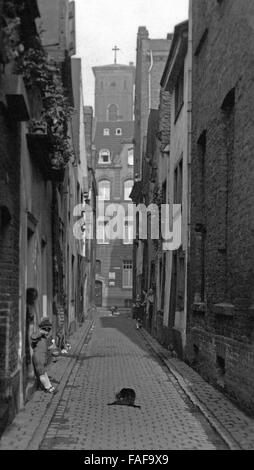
[{"xmin": 108, "ymin": 388, "xmax": 141, "ymax": 408}]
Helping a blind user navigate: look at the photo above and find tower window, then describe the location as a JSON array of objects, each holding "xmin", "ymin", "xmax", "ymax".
[
  {"xmin": 96, "ymin": 260, "xmax": 101, "ymax": 273},
  {"xmin": 103, "ymin": 128, "xmax": 110, "ymax": 136},
  {"xmin": 108, "ymin": 104, "xmax": 118, "ymax": 121},
  {"xmin": 116, "ymin": 128, "xmax": 122, "ymax": 136},
  {"xmin": 98, "ymin": 149, "xmax": 111, "ymax": 164},
  {"xmin": 128, "ymin": 148, "xmax": 134, "ymax": 166},
  {"xmin": 97, "ymin": 220, "xmax": 110, "ymax": 244},
  {"xmin": 98, "ymin": 180, "xmax": 110, "ymax": 200},
  {"xmin": 124, "ymin": 180, "xmax": 133, "ymax": 200},
  {"xmin": 123, "ymin": 260, "xmax": 133, "ymax": 288},
  {"xmin": 123, "ymin": 219, "xmax": 133, "ymax": 245}
]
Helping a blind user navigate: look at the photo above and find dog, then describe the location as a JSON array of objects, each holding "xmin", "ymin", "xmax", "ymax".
[{"xmin": 108, "ymin": 388, "xmax": 141, "ymax": 409}]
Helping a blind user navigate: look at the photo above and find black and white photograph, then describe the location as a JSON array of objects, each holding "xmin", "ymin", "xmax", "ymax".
[{"xmin": 0, "ymin": 0, "xmax": 254, "ymax": 455}]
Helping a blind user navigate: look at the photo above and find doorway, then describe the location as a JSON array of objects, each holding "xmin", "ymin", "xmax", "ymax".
[{"xmin": 95, "ymin": 280, "xmax": 102, "ymax": 307}]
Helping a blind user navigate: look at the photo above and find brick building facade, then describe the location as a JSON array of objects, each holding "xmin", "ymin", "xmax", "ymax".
[
  {"xmin": 186, "ymin": 0, "xmax": 254, "ymax": 413},
  {"xmin": 0, "ymin": 0, "xmax": 95, "ymax": 433},
  {"xmin": 131, "ymin": 27, "xmax": 171, "ymax": 302},
  {"xmin": 159, "ymin": 20, "xmax": 191, "ymax": 358},
  {"xmin": 93, "ymin": 63, "xmax": 134, "ymax": 308}
]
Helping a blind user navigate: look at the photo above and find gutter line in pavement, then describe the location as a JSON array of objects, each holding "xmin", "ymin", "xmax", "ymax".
[{"xmin": 139, "ymin": 328, "xmax": 242, "ymax": 451}]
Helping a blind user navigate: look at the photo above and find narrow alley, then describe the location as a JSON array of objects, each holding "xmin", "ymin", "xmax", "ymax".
[{"xmin": 1, "ymin": 309, "xmax": 254, "ymax": 451}]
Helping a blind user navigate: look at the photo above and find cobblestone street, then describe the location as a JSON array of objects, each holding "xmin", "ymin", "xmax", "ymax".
[{"xmin": 1, "ymin": 309, "xmax": 254, "ymax": 450}]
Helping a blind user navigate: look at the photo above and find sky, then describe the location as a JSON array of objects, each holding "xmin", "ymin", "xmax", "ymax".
[{"xmin": 74, "ymin": 0, "xmax": 189, "ymax": 107}]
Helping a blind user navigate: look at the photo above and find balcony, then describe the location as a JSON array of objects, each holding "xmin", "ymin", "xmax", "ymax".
[{"xmin": 26, "ymin": 120, "xmax": 65, "ymax": 182}]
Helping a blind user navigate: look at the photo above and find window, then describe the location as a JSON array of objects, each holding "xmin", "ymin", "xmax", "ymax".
[
  {"xmin": 175, "ymin": 67, "xmax": 184, "ymax": 120},
  {"xmin": 124, "ymin": 180, "xmax": 133, "ymax": 201},
  {"xmin": 123, "ymin": 219, "xmax": 133, "ymax": 245},
  {"xmin": 108, "ymin": 104, "xmax": 118, "ymax": 121},
  {"xmin": 174, "ymin": 159, "xmax": 183, "ymax": 205},
  {"xmin": 110, "ymin": 82, "xmax": 116, "ymax": 87},
  {"xmin": 98, "ymin": 180, "xmax": 110, "ymax": 200},
  {"xmin": 103, "ymin": 128, "xmax": 110, "ymax": 136},
  {"xmin": 194, "ymin": 28, "xmax": 208, "ymax": 57},
  {"xmin": 98, "ymin": 149, "xmax": 110, "ymax": 164},
  {"xmin": 116, "ymin": 128, "xmax": 122, "ymax": 136},
  {"xmin": 123, "ymin": 260, "xmax": 132, "ymax": 288},
  {"xmin": 128, "ymin": 148, "xmax": 134, "ymax": 165},
  {"xmin": 97, "ymin": 220, "xmax": 109, "ymax": 244},
  {"xmin": 96, "ymin": 260, "xmax": 101, "ymax": 273}
]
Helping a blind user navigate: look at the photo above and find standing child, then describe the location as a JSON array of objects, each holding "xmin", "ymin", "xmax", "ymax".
[
  {"xmin": 133, "ymin": 295, "xmax": 144, "ymax": 329},
  {"xmin": 30, "ymin": 317, "xmax": 56, "ymax": 394}
]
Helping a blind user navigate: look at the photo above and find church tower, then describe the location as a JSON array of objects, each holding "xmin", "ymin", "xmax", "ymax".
[
  {"xmin": 92, "ymin": 62, "xmax": 135, "ymax": 122},
  {"xmin": 93, "ymin": 56, "xmax": 135, "ymax": 309}
]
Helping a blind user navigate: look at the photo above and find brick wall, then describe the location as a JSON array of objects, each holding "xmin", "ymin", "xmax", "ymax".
[
  {"xmin": 134, "ymin": 28, "xmax": 171, "ymax": 180},
  {"xmin": 94, "ymin": 122, "xmax": 134, "ymax": 307},
  {"xmin": 0, "ymin": 104, "xmax": 21, "ymax": 427},
  {"xmin": 187, "ymin": 0, "xmax": 254, "ymax": 413}
]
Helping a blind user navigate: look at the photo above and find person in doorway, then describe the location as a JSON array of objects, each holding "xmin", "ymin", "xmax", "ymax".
[
  {"xmin": 110, "ymin": 306, "xmax": 116, "ymax": 316},
  {"xmin": 30, "ymin": 317, "xmax": 56, "ymax": 394},
  {"xmin": 147, "ymin": 288, "xmax": 154, "ymax": 333},
  {"xmin": 114, "ymin": 306, "xmax": 120, "ymax": 315},
  {"xmin": 26, "ymin": 288, "xmax": 38, "ymax": 374},
  {"xmin": 133, "ymin": 294, "xmax": 144, "ymax": 330}
]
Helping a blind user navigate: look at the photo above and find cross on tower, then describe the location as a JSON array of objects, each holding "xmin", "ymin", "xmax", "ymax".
[{"xmin": 112, "ymin": 45, "xmax": 120, "ymax": 64}]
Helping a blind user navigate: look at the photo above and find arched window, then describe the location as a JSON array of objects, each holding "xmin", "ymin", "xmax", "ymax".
[
  {"xmin": 128, "ymin": 148, "xmax": 134, "ymax": 165},
  {"xmin": 98, "ymin": 149, "xmax": 111, "ymax": 164},
  {"xmin": 123, "ymin": 218, "xmax": 133, "ymax": 245},
  {"xmin": 97, "ymin": 220, "xmax": 109, "ymax": 244},
  {"xmin": 108, "ymin": 104, "xmax": 118, "ymax": 121},
  {"xmin": 98, "ymin": 180, "xmax": 110, "ymax": 200},
  {"xmin": 116, "ymin": 128, "xmax": 122, "ymax": 136},
  {"xmin": 96, "ymin": 260, "xmax": 101, "ymax": 273},
  {"xmin": 124, "ymin": 180, "xmax": 133, "ymax": 200}
]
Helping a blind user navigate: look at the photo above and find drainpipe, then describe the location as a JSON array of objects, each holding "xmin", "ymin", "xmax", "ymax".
[
  {"xmin": 185, "ymin": 0, "xmax": 193, "ymax": 349},
  {"xmin": 143, "ymin": 49, "xmax": 153, "ymax": 180}
]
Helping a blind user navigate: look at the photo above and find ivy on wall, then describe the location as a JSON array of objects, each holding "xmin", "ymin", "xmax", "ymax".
[{"xmin": 16, "ymin": 45, "xmax": 74, "ymax": 168}]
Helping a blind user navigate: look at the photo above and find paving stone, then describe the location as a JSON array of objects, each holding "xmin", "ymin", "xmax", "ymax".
[{"xmin": 1, "ymin": 309, "xmax": 253, "ymax": 450}]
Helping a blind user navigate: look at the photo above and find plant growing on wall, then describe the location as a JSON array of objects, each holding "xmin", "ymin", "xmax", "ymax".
[
  {"xmin": 16, "ymin": 45, "xmax": 74, "ymax": 168},
  {"xmin": 152, "ymin": 185, "xmax": 163, "ymax": 206}
]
